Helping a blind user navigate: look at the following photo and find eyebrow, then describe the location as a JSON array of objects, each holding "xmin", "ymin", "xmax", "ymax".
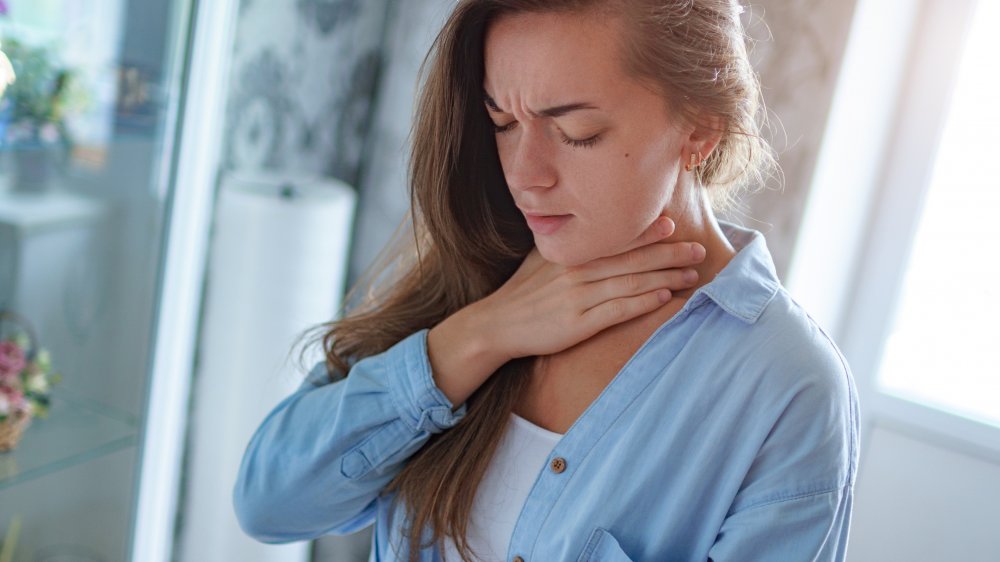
[{"xmin": 483, "ymin": 91, "xmax": 599, "ymax": 118}]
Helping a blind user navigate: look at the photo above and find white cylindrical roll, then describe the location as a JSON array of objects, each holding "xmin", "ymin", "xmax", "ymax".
[{"xmin": 178, "ymin": 171, "xmax": 357, "ymax": 562}]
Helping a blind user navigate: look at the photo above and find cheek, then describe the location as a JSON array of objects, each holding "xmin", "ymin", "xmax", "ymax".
[
  {"xmin": 534, "ymin": 160, "xmax": 670, "ymax": 265},
  {"xmin": 578, "ymin": 153, "xmax": 668, "ymax": 225}
]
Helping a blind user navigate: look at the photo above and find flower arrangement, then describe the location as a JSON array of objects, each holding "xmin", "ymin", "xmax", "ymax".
[
  {"xmin": 0, "ymin": 36, "xmax": 88, "ymax": 150},
  {"xmin": 0, "ymin": 311, "xmax": 61, "ymax": 452}
]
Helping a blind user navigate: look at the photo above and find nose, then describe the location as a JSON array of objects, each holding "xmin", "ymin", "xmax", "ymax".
[{"xmin": 499, "ymin": 123, "xmax": 558, "ymax": 193}]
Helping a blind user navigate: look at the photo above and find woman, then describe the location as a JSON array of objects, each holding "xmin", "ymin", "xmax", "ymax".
[{"xmin": 234, "ymin": 1, "xmax": 859, "ymax": 561}]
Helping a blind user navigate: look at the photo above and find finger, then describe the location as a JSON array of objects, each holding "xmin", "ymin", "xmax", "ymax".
[
  {"xmin": 578, "ymin": 268, "xmax": 698, "ymax": 310},
  {"xmin": 578, "ymin": 289, "xmax": 675, "ymax": 333},
  {"xmin": 616, "ymin": 215, "xmax": 675, "ymax": 255},
  {"xmin": 567, "ymin": 215, "xmax": 673, "ymax": 279},
  {"xmin": 579, "ymin": 240, "xmax": 703, "ymax": 282}
]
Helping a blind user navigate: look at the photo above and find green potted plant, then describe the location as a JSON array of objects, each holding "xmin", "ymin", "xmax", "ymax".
[{"xmin": 0, "ymin": 36, "xmax": 88, "ymax": 193}]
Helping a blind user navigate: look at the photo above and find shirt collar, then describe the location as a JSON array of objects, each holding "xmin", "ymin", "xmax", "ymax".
[{"xmin": 692, "ymin": 220, "xmax": 781, "ymax": 324}]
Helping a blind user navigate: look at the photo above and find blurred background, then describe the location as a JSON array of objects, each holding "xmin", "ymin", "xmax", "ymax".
[{"xmin": 0, "ymin": 0, "xmax": 996, "ymax": 560}]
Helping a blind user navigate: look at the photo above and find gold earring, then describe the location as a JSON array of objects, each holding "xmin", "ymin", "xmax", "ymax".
[{"xmin": 685, "ymin": 152, "xmax": 697, "ymax": 172}]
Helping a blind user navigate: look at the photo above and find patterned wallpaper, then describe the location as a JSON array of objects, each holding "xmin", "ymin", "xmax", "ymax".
[{"xmin": 222, "ymin": 0, "xmax": 389, "ymax": 185}]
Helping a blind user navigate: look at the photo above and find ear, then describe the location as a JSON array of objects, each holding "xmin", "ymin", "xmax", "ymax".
[{"xmin": 686, "ymin": 114, "xmax": 724, "ymax": 161}]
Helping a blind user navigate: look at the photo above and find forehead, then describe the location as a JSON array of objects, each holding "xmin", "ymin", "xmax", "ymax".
[{"xmin": 482, "ymin": 11, "xmax": 628, "ymax": 106}]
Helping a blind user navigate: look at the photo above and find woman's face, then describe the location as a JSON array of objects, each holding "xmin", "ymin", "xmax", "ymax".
[{"xmin": 483, "ymin": 10, "xmax": 692, "ymax": 266}]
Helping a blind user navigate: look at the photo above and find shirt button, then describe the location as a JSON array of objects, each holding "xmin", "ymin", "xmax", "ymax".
[
  {"xmin": 513, "ymin": 557, "xmax": 525, "ymax": 562},
  {"xmin": 550, "ymin": 456, "xmax": 567, "ymax": 473}
]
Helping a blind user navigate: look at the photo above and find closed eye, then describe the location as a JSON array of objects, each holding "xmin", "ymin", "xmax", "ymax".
[
  {"xmin": 492, "ymin": 121, "xmax": 602, "ymax": 149},
  {"xmin": 493, "ymin": 121, "xmax": 517, "ymax": 134},
  {"xmin": 560, "ymin": 132, "xmax": 601, "ymax": 148}
]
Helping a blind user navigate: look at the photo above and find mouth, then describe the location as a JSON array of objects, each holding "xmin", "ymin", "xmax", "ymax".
[{"xmin": 521, "ymin": 212, "xmax": 573, "ymax": 235}]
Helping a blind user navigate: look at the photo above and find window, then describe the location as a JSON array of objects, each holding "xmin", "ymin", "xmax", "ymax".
[{"xmin": 875, "ymin": 0, "xmax": 1000, "ymax": 427}]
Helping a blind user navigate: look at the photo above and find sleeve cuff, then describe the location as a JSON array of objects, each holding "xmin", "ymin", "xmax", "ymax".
[{"xmin": 387, "ymin": 328, "xmax": 468, "ymax": 433}]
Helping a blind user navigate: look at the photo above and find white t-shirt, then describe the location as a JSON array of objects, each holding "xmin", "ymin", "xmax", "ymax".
[{"xmin": 440, "ymin": 411, "xmax": 564, "ymax": 562}]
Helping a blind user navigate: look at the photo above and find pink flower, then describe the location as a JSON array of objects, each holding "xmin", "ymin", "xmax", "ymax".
[
  {"xmin": 0, "ymin": 340, "xmax": 25, "ymax": 380},
  {"xmin": 0, "ymin": 384, "xmax": 33, "ymax": 416},
  {"xmin": 0, "ymin": 384, "xmax": 24, "ymax": 411}
]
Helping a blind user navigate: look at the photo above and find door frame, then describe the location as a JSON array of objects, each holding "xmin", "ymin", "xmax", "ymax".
[{"xmin": 128, "ymin": 0, "xmax": 240, "ymax": 560}]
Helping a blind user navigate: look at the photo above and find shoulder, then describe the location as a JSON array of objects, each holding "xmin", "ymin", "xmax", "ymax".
[
  {"xmin": 685, "ymin": 283, "xmax": 860, "ymax": 500},
  {"xmin": 727, "ymin": 285, "xmax": 856, "ymax": 407},
  {"xmin": 724, "ymin": 286, "xmax": 861, "ymax": 498}
]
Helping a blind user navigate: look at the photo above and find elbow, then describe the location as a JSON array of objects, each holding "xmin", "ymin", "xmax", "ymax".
[
  {"xmin": 232, "ymin": 472, "xmax": 378, "ymax": 542},
  {"xmin": 232, "ymin": 471, "xmax": 299, "ymax": 544},
  {"xmin": 232, "ymin": 488, "xmax": 277, "ymax": 543}
]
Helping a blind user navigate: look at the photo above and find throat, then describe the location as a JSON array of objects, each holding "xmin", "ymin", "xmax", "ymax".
[{"xmin": 514, "ymin": 297, "xmax": 688, "ymax": 434}]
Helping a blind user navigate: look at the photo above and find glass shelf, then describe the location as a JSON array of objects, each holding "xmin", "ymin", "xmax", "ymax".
[{"xmin": 0, "ymin": 389, "xmax": 138, "ymax": 490}]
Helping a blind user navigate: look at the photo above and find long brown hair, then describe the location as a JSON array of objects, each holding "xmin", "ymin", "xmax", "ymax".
[{"xmin": 296, "ymin": 1, "xmax": 776, "ymax": 560}]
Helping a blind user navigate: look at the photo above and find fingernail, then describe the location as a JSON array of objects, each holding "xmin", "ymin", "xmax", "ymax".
[
  {"xmin": 659, "ymin": 218, "xmax": 673, "ymax": 236},
  {"xmin": 690, "ymin": 243, "xmax": 705, "ymax": 260},
  {"xmin": 683, "ymin": 269, "xmax": 698, "ymax": 283}
]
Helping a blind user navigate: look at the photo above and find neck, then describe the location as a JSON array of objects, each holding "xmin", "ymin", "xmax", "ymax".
[{"xmin": 661, "ymin": 184, "xmax": 737, "ymax": 301}]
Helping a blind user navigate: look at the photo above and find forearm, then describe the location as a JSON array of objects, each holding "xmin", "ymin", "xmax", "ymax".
[
  {"xmin": 233, "ymin": 377, "xmax": 385, "ymax": 541},
  {"xmin": 233, "ymin": 329, "xmax": 467, "ymax": 542},
  {"xmin": 427, "ymin": 302, "xmax": 510, "ymax": 409}
]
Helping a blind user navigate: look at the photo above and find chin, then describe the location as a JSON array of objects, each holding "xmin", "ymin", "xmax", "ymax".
[{"xmin": 534, "ymin": 238, "xmax": 603, "ymax": 268}]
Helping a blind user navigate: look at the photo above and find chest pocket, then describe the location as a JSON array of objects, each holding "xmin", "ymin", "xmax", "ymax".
[{"xmin": 576, "ymin": 527, "xmax": 635, "ymax": 562}]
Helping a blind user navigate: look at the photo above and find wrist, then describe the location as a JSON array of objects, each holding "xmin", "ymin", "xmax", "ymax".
[
  {"xmin": 458, "ymin": 299, "xmax": 511, "ymax": 368},
  {"xmin": 426, "ymin": 302, "xmax": 508, "ymax": 409}
]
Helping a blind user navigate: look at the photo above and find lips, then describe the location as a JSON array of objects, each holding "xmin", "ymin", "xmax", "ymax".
[
  {"xmin": 522, "ymin": 212, "xmax": 572, "ymax": 235},
  {"xmin": 519, "ymin": 207, "xmax": 568, "ymax": 216}
]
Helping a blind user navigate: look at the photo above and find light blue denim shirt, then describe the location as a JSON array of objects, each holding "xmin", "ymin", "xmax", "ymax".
[{"xmin": 233, "ymin": 220, "xmax": 860, "ymax": 562}]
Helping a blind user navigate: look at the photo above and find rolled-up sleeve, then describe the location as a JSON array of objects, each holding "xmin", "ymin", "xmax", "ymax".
[{"xmin": 232, "ymin": 328, "xmax": 467, "ymax": 543}]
